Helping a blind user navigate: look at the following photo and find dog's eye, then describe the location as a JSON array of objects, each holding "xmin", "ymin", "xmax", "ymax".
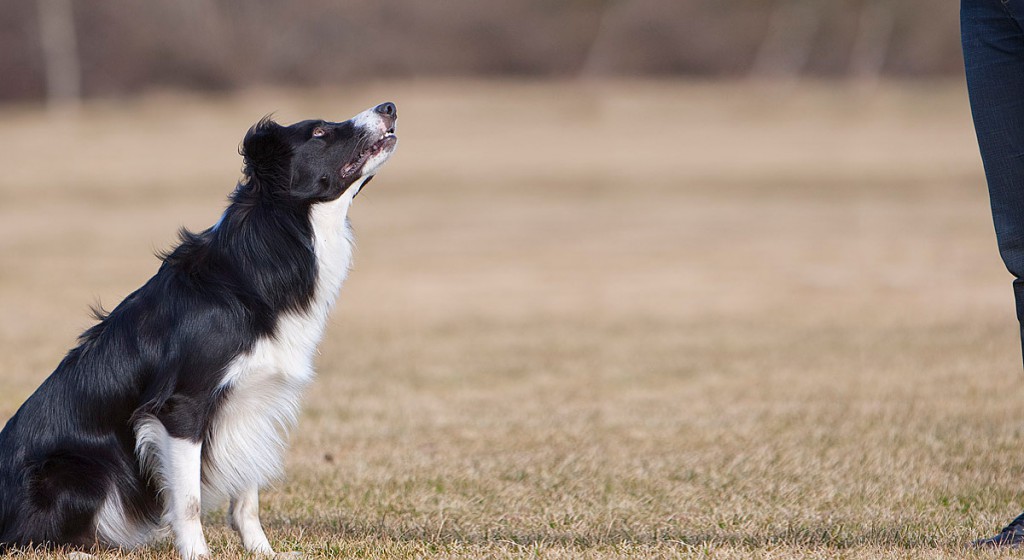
[{"xmin": 312, "ymin": 127, "xmax": 326, "ymax": 138}]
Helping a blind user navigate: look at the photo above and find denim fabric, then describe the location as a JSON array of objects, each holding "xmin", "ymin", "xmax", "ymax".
[{"xmin": 963, "ymin": 0, "xmax": 1024, "ymax": 365}]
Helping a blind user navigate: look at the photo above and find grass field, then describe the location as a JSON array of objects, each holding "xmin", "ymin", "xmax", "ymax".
[{"xmin": 1, "ymin": 80, "xmax": 1023, "ymax": 558}]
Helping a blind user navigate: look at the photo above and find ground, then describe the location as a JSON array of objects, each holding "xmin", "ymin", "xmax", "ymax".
[{"xmin": 0, "ymin": 81, "xmax": 1022, "ymax": 558}]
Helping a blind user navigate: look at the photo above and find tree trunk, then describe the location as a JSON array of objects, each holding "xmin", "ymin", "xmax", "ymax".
[
  {"xmin": 36, "ymin": 0, "xmax": 81, "ymax": 111},
  {"xmin": 848, "ymin": 0, "xmax": 895, "ymax": 84},
  {"xmin": 579, "ymin": 0, "xmax": 625, "ymax": 78},
  {"xmin": 749, "ymin": 0, "xmax": 820, "ymax": 79}
]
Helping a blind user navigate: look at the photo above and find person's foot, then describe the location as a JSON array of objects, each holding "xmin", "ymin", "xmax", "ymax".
[{"xmin": 974, "ymin": 512, "xmax": 1024, "ymax": 547}]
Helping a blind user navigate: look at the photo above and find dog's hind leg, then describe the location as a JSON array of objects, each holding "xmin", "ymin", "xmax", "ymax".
[
  {"xmin": 227, "ymin": 486, "xmax": 274, "ymax": 555},
  {"xmin": 19, "ymin": 448, "xmax": 113, "ymax": 547}
]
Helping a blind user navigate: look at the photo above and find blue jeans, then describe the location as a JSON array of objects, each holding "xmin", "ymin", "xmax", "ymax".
[{"xmin": 963, "ymin": 0, "xmax": 1024, "ymax": 365}]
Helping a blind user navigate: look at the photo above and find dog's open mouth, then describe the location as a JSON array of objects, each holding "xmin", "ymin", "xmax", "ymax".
[{"xmin": 340, "ymin": 129, "xmax": 398, "ymax": 179}]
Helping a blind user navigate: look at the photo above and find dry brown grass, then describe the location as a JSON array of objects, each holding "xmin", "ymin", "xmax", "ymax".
[{"xmin": 1, "ymin": 80, "xmax": 1022, "ymax": 558}]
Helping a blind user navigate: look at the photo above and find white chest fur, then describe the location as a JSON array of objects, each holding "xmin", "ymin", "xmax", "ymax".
[{"xmin": 201, "ymin": 184, "xmax": 361, "ymax": 508}]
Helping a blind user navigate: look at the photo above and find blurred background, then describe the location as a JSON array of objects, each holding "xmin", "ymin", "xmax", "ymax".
[
  {"xmin": 2, "ymin": 0, "xmax": 960, "ymax": 103},
  {"xmin": 3, "ymin": 1, "xmax": 1020, "ymax": 557}
]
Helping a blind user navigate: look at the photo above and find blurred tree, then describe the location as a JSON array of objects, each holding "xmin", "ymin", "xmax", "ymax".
[
  {"xmin": 749, "ymin": 0, "xmax": 820, "ymax": 78},
  {"xmin": 35, "ymin": 0, "xmax": 80, "ymax": 110},
  {"xmin": 0, "ymin": 0, "xmax": 965, "ymax": 103},
  {"xmin": 579, "ymin": 0, "xmax": 625, "ymax": 77},
  {"xmin": 848, "ymin": 0, "xmax": 895, "ymax": 82}
]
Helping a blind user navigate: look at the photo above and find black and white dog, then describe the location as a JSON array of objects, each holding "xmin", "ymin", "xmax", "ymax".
[{"xmin": 0, "ymin": 102, "xmax": 398, "ymax": 558}]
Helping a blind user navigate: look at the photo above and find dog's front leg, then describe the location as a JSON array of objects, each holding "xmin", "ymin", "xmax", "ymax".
[
  {"xmin": 165, "ymin": 437, "xmax": 210, "ymax": 559},
  {"xmin": 228, "ymin": 486, "xmax": 274, "ymax": 555}
]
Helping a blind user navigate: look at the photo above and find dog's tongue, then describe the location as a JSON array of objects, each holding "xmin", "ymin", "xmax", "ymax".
[
  {"xmin": 340, "ymin": 161, "xmax": 359, "ymax": 178},
  {"xmin": 341, "ymin": 146, "xmax": 372, "ymax": 178}
]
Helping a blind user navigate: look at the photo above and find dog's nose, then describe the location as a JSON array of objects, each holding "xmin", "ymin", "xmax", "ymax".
[{"xmin": 374, "ymin": 102, "xmax": 397, "ymax": 119}]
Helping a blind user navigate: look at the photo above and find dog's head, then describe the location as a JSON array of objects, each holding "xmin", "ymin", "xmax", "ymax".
[{"xmin": 240, "ymin": 102, "xmax": 398, "ymax": 202}]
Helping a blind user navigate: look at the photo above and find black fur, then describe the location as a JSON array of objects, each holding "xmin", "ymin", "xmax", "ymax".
[{"xmin": 0, "ymin": 108, "xmax": 394, "ymax": 550}]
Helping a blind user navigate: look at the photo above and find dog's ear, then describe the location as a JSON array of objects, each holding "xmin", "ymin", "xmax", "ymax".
[{"xmin": 240, "ymin": 117, "xmax": 292, "ymax": 187}]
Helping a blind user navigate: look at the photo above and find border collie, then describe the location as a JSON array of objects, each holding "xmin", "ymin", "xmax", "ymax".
[{"xmin": 0, "ymin": 102, "xmax": 398, "ymax": 558}]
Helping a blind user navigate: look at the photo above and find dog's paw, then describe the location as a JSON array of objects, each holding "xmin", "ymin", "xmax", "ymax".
[{"xmin": 66, "ymin": 553, "xmax": 96, "ymax": 560}]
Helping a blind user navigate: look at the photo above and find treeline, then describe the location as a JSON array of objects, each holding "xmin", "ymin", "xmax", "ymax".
[{"xmin": 2, "ymin": 0, "xmax": 962, "ymax": 103}]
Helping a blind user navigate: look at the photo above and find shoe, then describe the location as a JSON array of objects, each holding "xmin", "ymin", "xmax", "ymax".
[{"xmin": 974, "ymin": 511, "xmax": 1024, "ymax": 547}]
